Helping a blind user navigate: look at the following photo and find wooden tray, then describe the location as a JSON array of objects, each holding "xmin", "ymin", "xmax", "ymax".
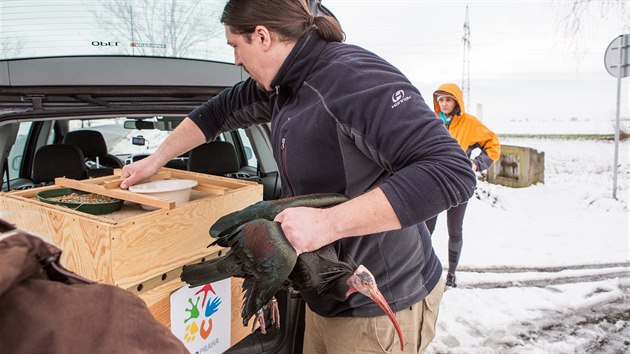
[{"xmin": 52, "ymin": 169, "xmax": 238, "ymax": 210}]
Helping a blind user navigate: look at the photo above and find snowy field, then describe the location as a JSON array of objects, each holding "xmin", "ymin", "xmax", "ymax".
[{"xmin": 426, "ymin": 137, "xmax": 629, "ymax": 354}]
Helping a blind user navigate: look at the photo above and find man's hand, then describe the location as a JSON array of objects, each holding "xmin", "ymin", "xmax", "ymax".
[
  {"xmin": 120, "ymin": 156, "xmax": 161, "ymax": 189},
  {"xmin": 273, "ymin": 207, "xmax": 336, "ymax": 255},
  {"xmin": 119, "ymin": 117, "xmax": 206, "ymax": 189},
  {"xmin": 274, "ymin": 188, "xmax": 401, "ymax": 255},
  {"xmin": 471, "ymin": 159, "xmax": 478, "ymax": 171}
]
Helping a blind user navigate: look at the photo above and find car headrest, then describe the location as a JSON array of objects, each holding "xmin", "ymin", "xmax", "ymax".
[
  {"xmin": 62, "ymin": 130, "xmax": 108, "ymax": 158},
  {"xmin": 188, "ymin": 141, "xmax": 240, "ymax": 175},
  {"xmin": 31, "ymin": 144, "xmax": 89, "ymax": 184}
]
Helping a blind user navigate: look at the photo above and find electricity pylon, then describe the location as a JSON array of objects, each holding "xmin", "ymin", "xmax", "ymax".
[{"xmin": 462, "ymin": 5, "xmax": 471, "ymax": 109}]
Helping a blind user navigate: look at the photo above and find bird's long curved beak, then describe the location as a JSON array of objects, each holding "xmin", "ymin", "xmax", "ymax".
[
  {"xmin": 347, "ymin": 265, "xmax": 404, "ymax": 350},
  {"xmin": 368, "ymin": 287, "xmax": 404, "ymax": 351}
]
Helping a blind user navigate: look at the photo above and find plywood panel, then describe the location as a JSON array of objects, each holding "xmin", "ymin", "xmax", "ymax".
[
  {"xmin": 110, "ymin": 186, "xmax": 261, "ymax": 288},
  {"xmin": 0, "ymin": 195, "xmax": 113, "ymax": 283},
  {"xmin": 230, "ymin": 278, "xmax": 251, "ymax": 346}
]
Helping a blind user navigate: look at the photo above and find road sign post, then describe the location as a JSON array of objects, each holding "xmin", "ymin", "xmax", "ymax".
[{"xmin": 604, "ymin": 34, "xmax": 629, "ymax": 200}]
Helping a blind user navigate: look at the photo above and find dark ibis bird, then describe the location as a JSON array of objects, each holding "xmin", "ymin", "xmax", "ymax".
[{"xmin": 180, "ymin": 193, "xmax": 405, "ymax": 350}]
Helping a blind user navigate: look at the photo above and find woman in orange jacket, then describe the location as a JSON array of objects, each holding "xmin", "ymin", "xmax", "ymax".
[{"xmin": 427, "ymin": 83, "xmax": 501, "ymax": 288}]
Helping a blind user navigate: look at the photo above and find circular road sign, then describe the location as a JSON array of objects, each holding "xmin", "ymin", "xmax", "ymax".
[{"xmin": 604, "ymin": 34, "xmax": 629, "ymax": 78}]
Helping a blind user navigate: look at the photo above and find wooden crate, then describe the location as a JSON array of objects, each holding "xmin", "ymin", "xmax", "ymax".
[{"xmin": 0, "ymin": 168, "xmax": 262, "ymax": 345}]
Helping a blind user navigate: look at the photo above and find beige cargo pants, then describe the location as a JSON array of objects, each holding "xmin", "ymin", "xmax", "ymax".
[{"xmin": 303, "ymin": 278, "xmax": 445, "ymax": 354}]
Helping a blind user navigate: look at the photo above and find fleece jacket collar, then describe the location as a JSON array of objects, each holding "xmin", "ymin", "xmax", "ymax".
[{"xmin": 270, "ymin": 30, "xmax": 328, "ymax": 96}]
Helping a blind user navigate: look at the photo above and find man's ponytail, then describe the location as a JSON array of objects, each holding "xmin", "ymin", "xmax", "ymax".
[
  {"xmin": 313, "ymin": 15, "xmax": 345, "ymax": 42},
  {"xmin": 222, "ymin": 0, "xmax": 344, "ymax": 43}
]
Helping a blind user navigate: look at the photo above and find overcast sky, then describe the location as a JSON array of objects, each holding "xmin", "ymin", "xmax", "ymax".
[
  {"xmin": 2, "ymin": 0, "xmax": 628, "ymax": 134},
  {"xmin": 323, "ymin": 0, "xmax": 629, "ymax": 134}
]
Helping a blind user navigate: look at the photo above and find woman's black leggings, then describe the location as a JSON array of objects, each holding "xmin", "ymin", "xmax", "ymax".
[{"xmin": 425, "ymin": 202, "xmax": 468, "ymax": 275}]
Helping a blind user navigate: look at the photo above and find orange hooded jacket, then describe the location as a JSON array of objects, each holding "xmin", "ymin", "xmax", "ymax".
[{"xmin": 433, "ymin": 83, "xmax": 501, "ymax": 171}]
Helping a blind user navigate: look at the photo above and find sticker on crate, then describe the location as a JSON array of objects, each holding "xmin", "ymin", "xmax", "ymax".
[{"xmin": 170, "ymin": 278, "xmax": 231, "ymax": 353}]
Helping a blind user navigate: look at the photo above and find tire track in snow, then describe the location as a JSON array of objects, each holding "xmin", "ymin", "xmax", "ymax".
[
  {"xmin": 447, "ymin": 265, "xmax": 630, "ymax": 353},
  {"xmin": 458, "ymin": 262, "xmax": 630, "ymax": 273},
  {"xmin": 456, "ymin": 263, "xmax": 630, "ymax": 289}
]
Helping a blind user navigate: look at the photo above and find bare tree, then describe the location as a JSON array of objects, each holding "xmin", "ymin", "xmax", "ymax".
[
  {"xmin": 554, "ymin": 0, "xmax": 629, "ymax": 64},
  {"xmin": 90, "ymin": 0, "xmax": 224, "ymax": 57},
  {"xmin": 558, "ymin": 0, "xmax": 629, "ymax": 42}
]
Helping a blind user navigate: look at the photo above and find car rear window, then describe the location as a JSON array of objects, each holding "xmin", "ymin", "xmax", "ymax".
[{"xmin": 0, "ymin": 0, "xmax": 232, "ymax": 63}]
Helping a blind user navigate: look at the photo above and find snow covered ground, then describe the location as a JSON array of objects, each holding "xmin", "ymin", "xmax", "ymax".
[
  {"xmin": 2, "ymin": 135, "xmax": 626, "ymax": 353},
  {"xmin": 426, "ymin": 137, "xmax": 629, "ymax": 354}
]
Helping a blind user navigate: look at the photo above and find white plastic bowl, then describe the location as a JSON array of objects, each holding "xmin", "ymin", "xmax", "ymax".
[{"xmin": 129, "ymin": 179, "xmax": 198, "ymax": 210}]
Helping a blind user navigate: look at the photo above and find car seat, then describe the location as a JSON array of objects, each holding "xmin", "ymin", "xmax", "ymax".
[
  {"xmin": 31, "ymin": 144, "xmax": 89, "ymax": 185},
  {"xmin": 188, "ymin": 141, "xmax": 241, "ymax": 176},
  {"xmin": 62, "ymin": 130, "xmax": 123, "ymax": 177},
  {"xmin": 188, "ymin": 141, "xmax": 260, "ymax": 182}
]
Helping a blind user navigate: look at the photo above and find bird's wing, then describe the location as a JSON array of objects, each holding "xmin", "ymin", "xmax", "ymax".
[
  {"xmin": 228, "ymin": 219, "xmax": 297, "ymax": 325},
  {"xmin": 209, "ymin": 193, "xmax": 348, "ymax": 240},
  {"xmin": 274, "ymin": 193, "xmax": 348, "ymax": 210},
  {"xmin": 203, "ymin": 194, "xmax": 349, "ymax": 323},
  {"xmin": 210, "ymin": 200, "xmax": 277, "ymax": 238}
]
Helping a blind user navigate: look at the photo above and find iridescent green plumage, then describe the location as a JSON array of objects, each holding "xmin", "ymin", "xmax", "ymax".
[{"xmin": 181, "ymin": 193, "xmax": 348, "ymax": 326}]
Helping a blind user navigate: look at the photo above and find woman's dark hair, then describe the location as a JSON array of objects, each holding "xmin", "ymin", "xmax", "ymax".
[{"xmin": 221, "ymin": 0, "xmax": 345, "ymax": 43}]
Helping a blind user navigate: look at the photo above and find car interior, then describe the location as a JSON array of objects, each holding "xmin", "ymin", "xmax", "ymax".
[
  {"xmin": 61, "ymin": 129, "xmax": 124, "ymax": 177},
  {"xmin": 1, "ymin": 116, "xmax": 280, "ymax": 198},
  {"xmin": 31, "ymin": 143, "xmax": 89, "ymax": 184}
]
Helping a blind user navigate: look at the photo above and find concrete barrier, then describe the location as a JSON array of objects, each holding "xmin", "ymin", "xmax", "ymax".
[{"xmin": 486, "ymin": 145, "xmax": 544, "ymax": 188}]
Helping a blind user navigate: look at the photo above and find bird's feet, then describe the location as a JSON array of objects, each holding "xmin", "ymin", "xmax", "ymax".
[
  {"xmin": 268, "ymin": 297, "xmax": 280, "ymax": 329},
  {"xmin": 251, "ymin": 297, "xmax": 280, "ymax": 334},
  {"xmin": 253, "ymin": 307, "xmax": 267, "ymax": 334}
]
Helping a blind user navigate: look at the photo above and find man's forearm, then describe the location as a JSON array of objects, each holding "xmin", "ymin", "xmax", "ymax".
[
  {"xmin": 326, "ymin": 187, "xmax": 401, "ymax": 243},
  {"xmin": 274, "ymin": 188, "xmax": 402, "ymax": 254},
  {"xmin": 150, "ymin": 117, "xmax": 206, "ymax": 167}
]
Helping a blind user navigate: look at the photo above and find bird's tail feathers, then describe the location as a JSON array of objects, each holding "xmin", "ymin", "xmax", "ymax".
[
  {"xmin": 181, "ymin": 257, "xmax": 232, "ymax": 288},
  {"xmin": 241, "ymin": 277, "xmax": 259, "ymax": 326}
]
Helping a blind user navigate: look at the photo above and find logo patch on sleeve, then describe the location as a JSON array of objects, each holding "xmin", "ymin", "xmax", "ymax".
[{"xmin": 391, "ymin": 89, "xmax": 411, "ymax": 108}]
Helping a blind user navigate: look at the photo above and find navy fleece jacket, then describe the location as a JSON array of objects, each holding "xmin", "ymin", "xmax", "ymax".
[{"xmin": 189, "ymin": 31, "xmax": 475, "ymax": 317}]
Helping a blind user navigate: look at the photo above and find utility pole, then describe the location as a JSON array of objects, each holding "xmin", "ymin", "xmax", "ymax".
[{"xmin": 462, "ymin": 5, "xmax": 471, "ymax": 109}]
